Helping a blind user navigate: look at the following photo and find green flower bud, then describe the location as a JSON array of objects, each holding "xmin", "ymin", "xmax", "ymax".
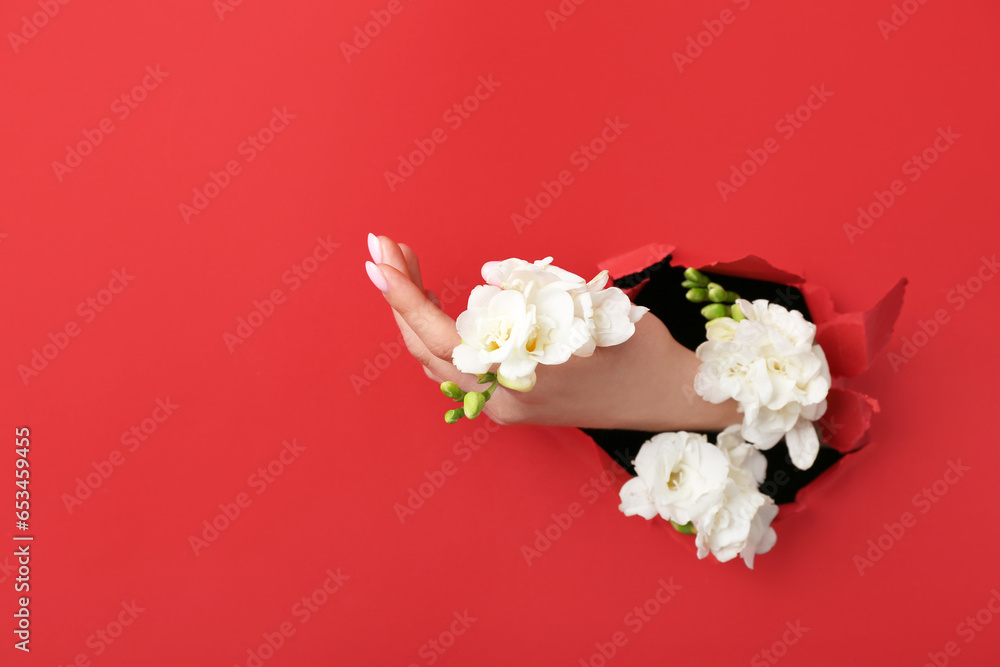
[
  {"xmin": 727, "ymin": 292, "xmax": 740, "ymax": 302},
  {"xmin": 440, "ymin": 381, "xmax": 465, "ymax": 401},
  {"xmin": 731, "ymin": 303, "xmax": 746, "ymax": 321},
  {"xmin": 463, "ymin": 391, "xmax": 486, "ymax": 419},
  {"xmin": 701, "ymin": 303, "xmax": 728, "ymax": 320},
  {"xmin": 670, "ymin": 520, "xmax": 696, "ymax": 535},
  {"xmin": 683, "ymin": 267, "xmax": 709, "ymax": 287},
  {"xmin": 685, "ymin": 288, "xmax": 708, "ymax": 303},
  {"xmin": 681, "ymin": 280, "xmax": 701, "ymax": 289},
  {"xmin": 708, "ymin": 285, "xmax": 728, "ymax": 303},
  {"xmin": 445, "ymin": 409, "xmax": 464, "ymax": 424}
]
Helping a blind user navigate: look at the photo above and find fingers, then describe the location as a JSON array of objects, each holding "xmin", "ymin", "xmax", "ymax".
[
  {"xmin": 378, "ymin": 263, "xmax": 462, "ymax": 362},
  {"xmin": 370, "ymin": 234, "xmax": 460, "ymax": 362},
  {"xmin": 368, "ymin": 233, "xmax": 420, "ymax": 290},
  {"xmin": 377, "ymin": 236, "xmax": 412, "ymax": 285},
  {"xmin": 426, "ymin": 354, "xmax": 476, "ymax": 388},
  {"xmin": 399, "ymin": 243, "xmax": 424, "ymax": 292},
  {"xmin": 366, "ymin": 235, "xmax": 516, "ymax": 420},
  {"xmin": 366, "ymin": 233, "xmax": 473, "ymax": 386}
]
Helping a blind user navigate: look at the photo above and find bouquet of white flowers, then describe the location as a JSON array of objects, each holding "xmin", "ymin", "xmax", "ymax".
[
  {"xmin": 616, "ymin": 268, "xmax": 832, "ymax": 569},
  {"xmin": 439, "ymin": 258, "xmax": 834, "ymax": 569}
]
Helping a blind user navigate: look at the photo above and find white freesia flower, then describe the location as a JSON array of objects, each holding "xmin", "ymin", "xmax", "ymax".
[
  {"xmin": 740, "ymin": 502, "xmax": 778, "ymax": 569},
  {"xmin": 712, "ymin": 425, "xmax": 778, "ymax": 568},
  {"xmin": 452, "ymin": 285, "xmax": 532, "ymax": 378},
  {"xmin": 619, "ymin": 426, "xmax": 779, "ymax": 569},
  {"xmin": 576, "ymin": 283, "xmax": 649, "ymax": 349},
  {"xmin": 453, "ymin": 257, "xmax": 647, "ymax": 390},
  {"xmin": 694, "ymin": 479, "xmax": 768, "ymax": 564},
  {"xmin": 694, "ymin": 298, "xmax": 831, "ymax": 470},
  {"xmin": 483, "ymin": 257, "xmax": 647, "ymax": 353},
  {"xmin": 481, "ymin": 257, "xmax": 589, "ymax": 292},
  {"xmin": 618, "ymin": 476, "xmax": 657, "ymax": 520},
  {"xmin": 694, "ymin": 479, "xmax": 779, "ymax": 568},
  {"xmin": 452, "ymin": 281, "xmax": 589, "ymax": 391},
  {"xmin": 618, "ymin": 431, "xmax": 729, "ymax": 526},
  {"xmin": 716, "ymin": 424, "xmax": 767, "ymax": 488}
]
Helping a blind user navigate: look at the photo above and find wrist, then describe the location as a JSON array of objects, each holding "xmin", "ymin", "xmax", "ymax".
[{"xmin": 629, "ymin": 327, "xmax": 741, "ymax": 433}]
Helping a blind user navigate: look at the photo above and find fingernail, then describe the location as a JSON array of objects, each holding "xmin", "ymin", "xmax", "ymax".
[
  {"xmin": 366, "ymin": 261, "xmax": 388, "ymax": 293},
  {"xmin": 367, "ymin": 233, "xmax": 382, "ymax": 264}
]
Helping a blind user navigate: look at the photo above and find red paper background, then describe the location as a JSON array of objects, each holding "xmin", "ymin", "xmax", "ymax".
[{"xmin": 3, "ymin": 0, "xmax": 999, "ymax": 665}]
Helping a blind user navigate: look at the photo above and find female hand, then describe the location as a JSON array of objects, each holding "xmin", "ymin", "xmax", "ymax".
[{"xmin": 365, "ymin": 234, "xmax": 740, "ymax": 432}]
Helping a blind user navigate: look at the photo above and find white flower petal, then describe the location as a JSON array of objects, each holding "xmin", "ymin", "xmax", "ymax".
[
  {"xmin": 740, "ymin": 501, "xmax": 779, "ymax": 569},
  {"xmin": 619, "ymin": 477, "xmax": 657, "ymax": 519},
  {"xmin": 694, "ymin": 299, "xmax": 831, "ymax": 469},
  {"xmin": 694, "ymin": 480, "xmax": 767, "ymax": 563},
  {"xmin": 452, "ymin": 344, "xmax": 491, "ymax": 375},
  {"xmin": 628, "ymin": 432, "xmax": 729, "ymax": 527},
  {"xmin": 785, "ymin": 418, "xmax": 820, "ymax": 470}
]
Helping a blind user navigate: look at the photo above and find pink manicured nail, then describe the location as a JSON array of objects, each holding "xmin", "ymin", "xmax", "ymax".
[
  {"xmin": 367, "ymin": 233, "xmax": 382, "ymax": 264},
  {"xmin": 366, "ymin": 261, "xmax": 388, "ymax": 293}
]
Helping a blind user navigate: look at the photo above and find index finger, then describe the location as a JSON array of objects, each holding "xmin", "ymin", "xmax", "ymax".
[{"xmin": 379, "ymin": 263, "xmax": 462, "ymax": 362}]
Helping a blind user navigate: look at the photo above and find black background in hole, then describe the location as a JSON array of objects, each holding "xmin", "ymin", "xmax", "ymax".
[{"xmin": 579, "ymin": 255, "xmax": 841, "ymax": 505}]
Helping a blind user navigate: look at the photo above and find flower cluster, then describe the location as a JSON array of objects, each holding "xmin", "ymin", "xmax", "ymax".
[
  {"xmin": 618, "ymin": 427, "xmax": 777, "ymax": 568},
  {"xmin": 616, "ymin": 271, "xmax": 832, "ymax": 568},
  {"xmin": 694, "ymin": 298, "xmax": 831, "ymax": 471},
  {"xmin": 452, "ymin": 257, "xmax": 648, "ymax": 392}
]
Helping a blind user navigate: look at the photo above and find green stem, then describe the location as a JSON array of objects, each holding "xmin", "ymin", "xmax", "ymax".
[
  {"xmin": 670, "ymin": 520, "xmax": 696, "ymax": 535},
  {"xmin": 481, "ymin": 379, "xmax": 499, "ymax": 400}
]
